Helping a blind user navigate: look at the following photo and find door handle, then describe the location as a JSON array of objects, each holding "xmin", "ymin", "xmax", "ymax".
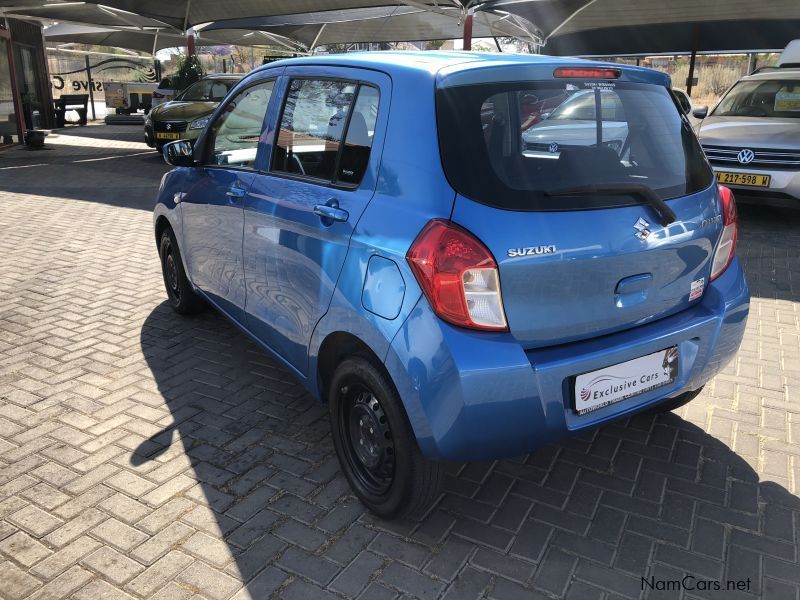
[
  {"xmin": 313, "ymin": 200, "xmax": 349, "ymax": 225},
  {"xmin": 226, "ymin": 186, "xmax": 247, "ymax": 201}
]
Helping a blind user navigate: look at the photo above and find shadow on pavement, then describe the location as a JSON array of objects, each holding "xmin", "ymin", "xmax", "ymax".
[
  {"xmin": 134, "ymin": 300, "xmax": 800, "ymax": 598},
  {"xmin": 0, "ymin": 125, "xmax": 167, "ymax": 211}
]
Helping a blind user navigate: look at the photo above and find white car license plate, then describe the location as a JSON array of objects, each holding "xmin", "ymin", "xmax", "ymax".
[{"xmin": 574, "ymin": 347, "xmax": 678, "ymax": 415}]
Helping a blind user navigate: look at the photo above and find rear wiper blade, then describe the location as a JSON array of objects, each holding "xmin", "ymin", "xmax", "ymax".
[{"xmin": 544, "ymin": 183, "xmax": 677, "ymax": 227}]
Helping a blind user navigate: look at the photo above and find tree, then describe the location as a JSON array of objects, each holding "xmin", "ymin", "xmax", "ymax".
[{"xmin": 171, "ymin": 54, "xmax": 205, "ymax": 92}]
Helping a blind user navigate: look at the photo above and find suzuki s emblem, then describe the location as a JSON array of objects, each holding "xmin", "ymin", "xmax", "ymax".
[
  {"xmin": 166, "ymin": 123, "xmax": 172, "ymax": 130},
  {"xmin": 633, "ymin": 217, "xmax": 651, "ymax": 241},
  {"xmin": 549, "ymin": 142, "xmax": 559, "ymax": 153},
  {"xmin": 737, "ymin": 148, "xmax": 754, "ymax": 164}
]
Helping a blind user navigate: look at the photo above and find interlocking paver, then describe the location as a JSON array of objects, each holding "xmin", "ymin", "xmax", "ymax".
[
  {"xmin": 0, "ymin": 559, "xmax": 42, "ymax": 599},
  {"xmin": 81, "ymin": 545, "xmax": 145, "ymax": 584},
  {"xmin": 0, "ymin": 530, "xmax": 52, "ymax": 567},
  {"xmin": 0, "ymin": 125, "xmax": 799, "ymax": 600}
]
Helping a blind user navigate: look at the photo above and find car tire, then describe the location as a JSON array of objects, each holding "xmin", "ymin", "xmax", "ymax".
[
  {"xmin": 650, "ymin": 386, "xmax": 704, "ymax": 414},
  {"xmin": 329, "ymin": 356, "xmax": 444, "ymax": 519},
  {"xmin": 159, "ymin": 228, "xmax": 204, "ymax": 315}
]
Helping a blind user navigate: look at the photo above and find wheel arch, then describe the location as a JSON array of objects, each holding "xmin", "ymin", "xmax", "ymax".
[
  {"xmin": 154, "ymin": 214, "xmax": 171, "ymax": 246},
  {"xmin": 316, "ymin": 331, "xmax": 395, "ymax": 403}
]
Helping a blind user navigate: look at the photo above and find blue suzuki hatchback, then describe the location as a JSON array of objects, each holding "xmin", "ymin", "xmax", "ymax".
[{"xmin": 154, "ymin": 52, "xmax": 749, "ymax": 518}]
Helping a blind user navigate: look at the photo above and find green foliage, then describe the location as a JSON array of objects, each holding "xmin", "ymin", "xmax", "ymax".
[{"xmin": 171, "ymin": 54, "xmax": 205, "ymax": 92}]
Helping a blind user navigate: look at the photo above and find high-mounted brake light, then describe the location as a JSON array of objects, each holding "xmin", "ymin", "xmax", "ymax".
[
  {"xmin": 710, "ymin": 185, "xmax": 738, "ymax": 281},
  {"xmin": 406, "ymin": 220, "xmax": 508, "ymax": 331},
  {"xmin": 554, "ymin": 67, "xmax": 621, "ymax": 79}
]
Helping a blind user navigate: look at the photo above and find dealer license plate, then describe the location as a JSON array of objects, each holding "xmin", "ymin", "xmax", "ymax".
[
  {"xmin": 574, "ymin": 347, "xmax": 678, "ymax": 415},
  {"xmin": 155, "ymin": 132, "xmax": 181, "ymax": 140},
  {"xmin": 715, "ymin": 171, "xmax": 771, "ymax": 188}
]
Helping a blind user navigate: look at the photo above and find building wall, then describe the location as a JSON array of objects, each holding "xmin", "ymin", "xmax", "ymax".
[{"xmin": 7, "ymin": 18, "xmax": 54, "ymax": 130}]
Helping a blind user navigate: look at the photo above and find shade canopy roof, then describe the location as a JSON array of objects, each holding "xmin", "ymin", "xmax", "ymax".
[
  {"xmin": 201, "ymin": 6, "xmax": 535, "ymax": 50},
  {"xmin": 8, "ymin": 0, "xmax": 800, "ymax": 55},
  {"xmin": 43, "ymin": 23, "xmax": 213, "ymax": 54},
  {"xmin": 0, "ymin": 1, "xmax": 170, "ymax": 29},
  {"xmin": 492, "ymin": 0, "xmax": 800, "ymax": 54},
  {"xmin": 2, "ymin": 1, "xmax": 400, "ymax": 30}
]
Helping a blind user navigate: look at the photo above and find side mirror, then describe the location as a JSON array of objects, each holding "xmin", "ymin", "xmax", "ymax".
[
  {"xmin": 163, "ymin": 140, "xmax": 195, "ymax": 167},
  {"xmin": 692, "ymin": 105, "xmax": 709, "ymax": 119}
]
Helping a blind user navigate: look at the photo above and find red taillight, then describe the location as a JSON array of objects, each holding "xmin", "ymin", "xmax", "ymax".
[
  {"xmin": 710, "ymin": 184, "xmax": 738, "ymax": 281},
  {"xmin": 406, "ymin": 219, "xmax": 508, "ymax": 331},
  {"xmin": 554, "ymin": 67, "xmax": 621, "ymax": 79}
]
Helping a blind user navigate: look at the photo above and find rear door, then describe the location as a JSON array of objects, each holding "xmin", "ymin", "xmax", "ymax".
[
  {"xmin": 242, "ymin": 67, "xmax": 389, "ymax": 373},
  {"xmin": 438, "ymin": 73, "xmax": 719, "ymax": 348}
]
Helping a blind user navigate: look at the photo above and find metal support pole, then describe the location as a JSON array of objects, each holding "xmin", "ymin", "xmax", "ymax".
[
  {"xmin": 85, "ymin": 55, "xmax": 96, "ymax": 121},
  {"xmin": 686, "ymin": 24, "xmax": 700, "ymax": 97},
  {"xmin": 493, "ymin": 37, "xmax": 502, "ymax": 52},
  {"xmin": 748, "ymin": 52, "xmax": 758, "ymax": 73},
  {"xmin": 463, "ymin": 8, "xmax": 474, "ymax": 51}
]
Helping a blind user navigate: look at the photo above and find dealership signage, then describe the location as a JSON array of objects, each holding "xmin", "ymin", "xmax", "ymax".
[{"xmin": 50, "ymin": 57, "xmax": 158, "ymax": 96}]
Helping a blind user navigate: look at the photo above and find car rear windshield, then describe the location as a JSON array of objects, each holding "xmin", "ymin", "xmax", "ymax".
[
  {"xmin": 712, "ymin": 79, "xmax": 800, "ymax": 118},
  {"xmin": 436, "ymin": 80, "xmax": 712, "ymax": 211}
]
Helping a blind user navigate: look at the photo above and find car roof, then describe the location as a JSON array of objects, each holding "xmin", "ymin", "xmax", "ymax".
[
  {"xmin": 251, "ymin": 51, "xmax": 650, "ymax": 79},
  {"xmin": 742, "ymin": 68, "xmax": 800, "ymax": 81}
]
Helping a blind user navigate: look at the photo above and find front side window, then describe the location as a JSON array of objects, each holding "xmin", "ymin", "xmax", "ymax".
[
  {"xmin": 272, "ymin": 78, "xmax": 379, "ymax": 185},
  {"xmin": 207, "ymin": 81, "xmax": 274, "ymax": 169},
  {"xmin": 438, "ymin": 80, "xmax": 712, "ymax": 210},
  {"xmin": 178, "ymin": 79, "xmax": 237, "ymax": 102},
  {"xmin": 713, "ymin": 79, "xmax": 800, "ymax": 118}
]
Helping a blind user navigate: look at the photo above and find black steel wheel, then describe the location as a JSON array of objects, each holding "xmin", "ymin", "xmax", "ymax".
[
  {"xmin": 159, "ymin": 228, "xmax": 204, "ymax": 315},
  {"xmin": 340, "ymin": 384, "xmax": 395, "ymax": 496},
  {"xmin": 329, "ymin": 356, "xmax": 443, "ymax": 519}
]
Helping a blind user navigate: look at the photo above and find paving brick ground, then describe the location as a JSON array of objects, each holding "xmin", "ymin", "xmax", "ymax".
[{"xmin": 0, "ymin": 125, "xmax": 799, "ymax": 600}]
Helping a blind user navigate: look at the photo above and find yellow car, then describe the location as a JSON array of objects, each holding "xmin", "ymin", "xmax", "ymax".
[{"xmin": 144, "ymin": 74, "xmax": 242, "ymax": 151}]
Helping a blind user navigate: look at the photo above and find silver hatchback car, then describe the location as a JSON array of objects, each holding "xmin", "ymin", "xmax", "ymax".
[{"xmin": 695, "ymin": 66, "xmax": 800, "ymax": 208}]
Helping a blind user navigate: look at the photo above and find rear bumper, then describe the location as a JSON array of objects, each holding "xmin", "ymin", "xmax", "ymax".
[{"xmin": 385, "ymin": 257, "xmax": 749, "ymax": 461}]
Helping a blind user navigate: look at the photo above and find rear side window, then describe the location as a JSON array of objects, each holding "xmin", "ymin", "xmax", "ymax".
[
  {"xmin": 437, "ymin": 80, "xmax": 712, "ymax": 210},
  {"xmin": 272, "ymin": 79, "xmax": 379, "ymax": 186}
]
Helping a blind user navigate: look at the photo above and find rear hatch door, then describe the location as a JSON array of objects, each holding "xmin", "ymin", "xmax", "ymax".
[
  {"xmin": 437, "ymin": 67, "xmax": 719, "ymax": 348},
  {"xmin": 452, "ymin": 188, "xmax": 719, "ymax": 348}
]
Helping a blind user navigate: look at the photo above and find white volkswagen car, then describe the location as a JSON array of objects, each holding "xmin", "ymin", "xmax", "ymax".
[{"xmin": 695, "ymin": 43, "xmax": 800, "ymax": 208}]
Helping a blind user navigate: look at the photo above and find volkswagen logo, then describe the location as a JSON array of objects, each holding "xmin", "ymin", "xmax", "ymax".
[
  {"xmin": 737, "ymin": 148, "xmax": 755, "ymax": 164},
  {"xmin": 548, "ymin": 142, "xmax": 559, "ymax": 153},
  {"xmin": 166, "ymin": 123, "xmax": 172, "ymax": 131}
]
